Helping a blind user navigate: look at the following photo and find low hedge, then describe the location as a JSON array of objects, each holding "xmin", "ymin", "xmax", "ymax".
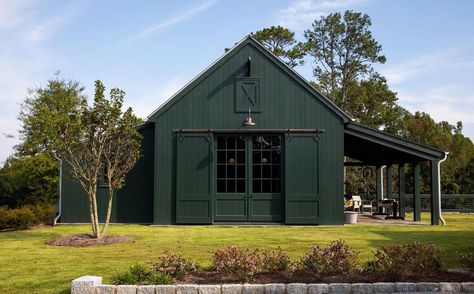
[{"xmin": 0, "ymin": 203, "xmax": 55, "ymax": 230}]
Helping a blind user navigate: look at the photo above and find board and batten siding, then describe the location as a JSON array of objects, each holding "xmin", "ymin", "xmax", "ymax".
[
  {"xmin": 152, "ymin": 42, "xmax": 344, "ymax": 225},
  {"xmin": 60, "ymin": 123, "xmax": 155, "ymax": 223}
]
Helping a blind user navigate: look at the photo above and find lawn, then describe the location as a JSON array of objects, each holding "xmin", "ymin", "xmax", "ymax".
[{"xmin": 0, "ymin": 213, "xmax": 473, "ymax": 293}]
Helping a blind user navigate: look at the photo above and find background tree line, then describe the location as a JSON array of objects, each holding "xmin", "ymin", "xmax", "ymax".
[
  {"xmin": 251, "ymin": 11, "xmax": 474, "ymax": 195},
  {"xmin": 1, "ymin": 10, "xmax": 473, "ymax": 218}
]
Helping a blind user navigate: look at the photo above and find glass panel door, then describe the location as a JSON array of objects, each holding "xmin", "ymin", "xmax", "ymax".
[
  {"xmin": 214, "ymin": 134, "xmax": 283, "ymax": 223},
  {"xmin": 214, "ymin": 135, "xmax": 248, "ymax": 221}
]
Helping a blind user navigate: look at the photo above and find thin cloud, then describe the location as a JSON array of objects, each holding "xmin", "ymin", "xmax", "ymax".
[
  {"xmin": 276, "ymin": 0, "xmax": 370, "ymax": 31},
  {"xmin": 0, "ymin": 0, "xmax": 36, "ymax": 30},
  {"xmin": 380, "ymin": 48, "xmax": 474, "ymax": 86},
  {"xmin": 125, "ymin": 0, "xmax": 217, "ymax": 42}
]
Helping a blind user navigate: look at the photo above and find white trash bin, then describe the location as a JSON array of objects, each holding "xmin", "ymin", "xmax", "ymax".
[{"xmin": 344, "ymin": 211, "xmax": 358, "ymax": 224}]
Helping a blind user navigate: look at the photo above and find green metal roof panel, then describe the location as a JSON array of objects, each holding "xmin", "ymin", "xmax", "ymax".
[{"xmin": 345, "ymin": 122, "xmax": 446, "ymax": 162}]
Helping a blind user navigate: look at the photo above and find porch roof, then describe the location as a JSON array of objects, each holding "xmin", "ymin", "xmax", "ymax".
[{"xmin": 344, "ymin": 122, "xmax": 446, "ymax": 164}]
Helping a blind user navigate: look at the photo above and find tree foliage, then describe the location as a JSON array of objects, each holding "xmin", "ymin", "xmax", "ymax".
[
  {"xmin": 16, "ymin": 77, "xmax": 141, "ymax": 237},
  {"xmin": 304, "ymin": 11, "xmax": 386, "ymax": 108},
  {"xmin": 252, "ymin": 26, "xmax": 307, "ymax": 68},
  {"xmin": 0, "ymin": 154, "xmax": 58, "ymax": 208},
  {"xmin": 17, "ymin": 78, "xmax": 86, "ymax": 156}
]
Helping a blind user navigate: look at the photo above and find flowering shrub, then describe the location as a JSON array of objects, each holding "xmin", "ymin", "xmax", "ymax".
[
  {"xmin": 460, "ymin": 247, "xmax": 474, "ymax": 273},
  {"xmin": 293, "ymin": 240, "xmax": 358, "ymax": 276},
  {"xmin": 150, "ymin": 251, "xmax": 197, "ymax": 280},
  {"xmin": 111, "ymin": 263, "xmax": 172, "ymax": 285},
  {"xmin": 212, "ymin": 245, "xmax": 261, "ymax": 281},
  {"xmin": 261, "ymin": 247, "xmax": 291, "ymax": 272},
  {"xmin": 371, "ymin": 241, "xmax": 443, "ymax": 276}
]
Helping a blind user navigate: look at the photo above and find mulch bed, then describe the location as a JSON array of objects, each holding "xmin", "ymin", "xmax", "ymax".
[
  {"xmin": 47, "ymin": 234, "xmax": 136, "ymax": 247},
  {"xmin": 179, "ymin": 270, "xmax": 474, "ymax": 284}
]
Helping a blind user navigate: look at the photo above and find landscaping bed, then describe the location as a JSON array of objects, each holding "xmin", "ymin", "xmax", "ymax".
[{"xmin": 47, "ymin": 233, "xmax": 136, "ymax": 247}]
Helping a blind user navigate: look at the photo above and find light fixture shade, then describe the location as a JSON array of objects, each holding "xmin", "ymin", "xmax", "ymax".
[{"xmin": 243, "ymin": 117, "xmax": 255, "ymax": 126}]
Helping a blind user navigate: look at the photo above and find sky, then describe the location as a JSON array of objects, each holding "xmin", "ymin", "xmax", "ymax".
[{"xmin": 1, "ymin": 0, "xmax": 473, "ymax": 163}]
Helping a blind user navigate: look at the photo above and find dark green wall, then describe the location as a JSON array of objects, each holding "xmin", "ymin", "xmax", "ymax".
[
  {"xmin": 60, "ymin": 123, "xmax": 155, "ymax": 223},
  {"xmin": 152, "ymin": 41, "xmax": 344, "ymax": 225}
]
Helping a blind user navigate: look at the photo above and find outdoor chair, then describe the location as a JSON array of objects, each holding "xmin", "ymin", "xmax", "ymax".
[
  {"xmin": 350, "ymin": 195, "xmax": 362, "ymax": 213},
  {"xmin": 361, "ymin": 199, "xmax": 373, "ymax": 214}
]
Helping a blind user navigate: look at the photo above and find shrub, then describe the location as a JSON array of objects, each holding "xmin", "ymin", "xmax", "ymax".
[
  {"xmin": 150, "ymin": 251, "xmax": 197, "ymax": 280},
  {"xmin": 0, "ymin": 203, "xmax": 55, "ymax": 230},
  {"xmin": 111, "ymin": 264, "xmax": 172, "ymax": 285},
  {"xmin": 261, "ymin": 247, "xmax": 291, "ymax": 272},
  {"xmin": 371, "ymin": 241, "xmax": 443, "ymax": 276},
  {"xmin": 30, "ymin": 203, "xmax": 55, "ymax": 224},
  {"xmin": 293, "ymin": 240, "xmax": 358, "ymax": 276},
  {"xmin": 460, "ymin": 247, "xmax": 474, "ymax": 273},
  {"xmin": 7, "ymin": 206, "xmax": 37, "ymax": 230},
  {"xmin": 213, "ymin": 245, "xmax": 261, "ymax": 281}
]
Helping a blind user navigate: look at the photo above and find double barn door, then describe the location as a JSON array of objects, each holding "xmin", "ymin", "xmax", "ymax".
[
  {"xmin": 214, "ymin": 135, "xmax": 282, "ymax": 222},
  {"xmin": 175, "ymin": 132, "xmax": 320, "ymax": 224}
]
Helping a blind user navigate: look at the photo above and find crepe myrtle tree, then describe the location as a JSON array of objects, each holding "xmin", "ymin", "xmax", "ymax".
[
  {"xmin": 19, "ymin": 77, "xmax": 141, "ymax": 238},
  {"xmin": 63, "ymin": 80, "xmax": 141, "ymax": 238}
]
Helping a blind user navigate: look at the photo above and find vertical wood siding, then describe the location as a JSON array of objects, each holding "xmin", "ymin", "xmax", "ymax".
[{"xmin": 154, "ymin": 43, "xmax": 344, "ymax": 225}]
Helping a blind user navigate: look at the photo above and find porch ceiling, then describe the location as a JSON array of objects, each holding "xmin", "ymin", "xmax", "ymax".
[{"xmin": 344, "ymin": 122, "xmax": 446, "ymax": 164}]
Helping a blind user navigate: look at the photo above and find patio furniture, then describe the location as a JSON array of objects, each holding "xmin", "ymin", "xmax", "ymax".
[
  {"xmin": 376, "ymin": 199, "xmax": 404, "ymax": 220},
  {"xmin": 361, "ymin": 199, "xmax": 373, "ymax": 214},
  {"xmin": 350, "ymin": 195, "xmax": 362, "ymax": 213}
]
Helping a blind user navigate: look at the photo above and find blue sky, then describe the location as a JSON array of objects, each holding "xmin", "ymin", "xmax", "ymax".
[{"xmin": 1, "ymin": 0, "xmax": 473, "ymax": 163}]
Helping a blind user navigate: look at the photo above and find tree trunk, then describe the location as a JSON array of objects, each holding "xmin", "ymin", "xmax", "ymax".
[
  {"xmin": 100, "ymin": 187, "xmax": 114, "ymax": 236},
  {"xmin": 88, "ymin": 193, "xmax": 97, "ymax": 237},
  {"xmin": 90, "ymin": 186, "xmax": 101, "ymax": 238}
]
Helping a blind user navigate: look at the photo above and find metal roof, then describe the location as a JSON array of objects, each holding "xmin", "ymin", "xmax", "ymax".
[{"xmin": 345, "ymin": 122, "xmax": 446, "ymax": 163}]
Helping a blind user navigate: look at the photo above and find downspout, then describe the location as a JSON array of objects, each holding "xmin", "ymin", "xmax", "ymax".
[
  {"xmin": 438, "ymin": 152, "xmax": 449, "ymax": 226},
  {"xmin": 53, "ymin": 153, "xmax": 62, "ymax": 226},
  {"xmin": 380, "ymin": 165, "xmax": 385, "ymax": 200}
]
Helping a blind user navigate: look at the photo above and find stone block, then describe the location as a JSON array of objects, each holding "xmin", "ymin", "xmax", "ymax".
[
  {"xmin": 461, "ymin": 282, "xmax": 474, "ymax": 293},
  {"xmin": 328, "ymin": 283, "xmax": 351, "ymax": 293},
  {"xmin": 351, "ymin": 283, "xmax": 373, "ymax": 294},
  {"xmin": 199, "ymin": 285, "xmax": 221, "ymax": 294},
  {"xmin": 372, "ymin": 282, "xmax": 395, "ymax": 293},
  {"xmin": 116, "ymin": 285, "xmax": 138, "ymax": 294},
  {"xmin": 242, "ymin": 284, "xmax": 264, "ymax": 294},
  {"xmin": 221, "ymin": 284, "xmax": 242, "ymax": 294},
  {"xmin": 395, "ymin": 282, "xmax": 417, "ymax": 293},
  {"xmin": 265, "ymin": 284, "xmax": 286, "ymax": 294},
  {"xmin": 440, "ymin": 282, "xmax": 461, "ymax": 293},
  {"xmin": 287, "ymin": 283, "xmax": 307, "ymax": 294},
  {"xmin": 71, "ymin": 276, "xmax": 103, "ymax": 294},
  {"xmin": 307, "ymin": 284, "xmax": 329, "ymax": 294},
  {"xmin": 95, "ymin": 285, "xmax": 115, "ymax": 294},
  {"xmin": 156, "ymin": 285, "xmax": 176, "ymax": 294},
  {"xmin": 417, "ymin": 282, "xmax": 440, "ymax": 292},
  {"xmin": 177, "ymin": 284, "xmax": 199, "ymax": 294},
  {"xmin": 138, "ymin": 285, "xmax": 156, "ymax": 294}
]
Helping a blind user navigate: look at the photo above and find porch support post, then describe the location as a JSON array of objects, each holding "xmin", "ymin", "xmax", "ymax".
[
  {"xmin": 430, "ymin": 160, "xmax": 440, "ymax": 225},
  {"xmin": 386, "ymin": 165, "xmax": 393, "ymax": 198},
  {"xmin": 398, "ymin": 163, "xmax": 406, "ymax": 219},
  {"xmin": 413, "ymin": 162, "xmax": 421, "ymax": 222},
  {"xmin": 376, "ymin": 165, "xmax": 383, "ymax": 213}
]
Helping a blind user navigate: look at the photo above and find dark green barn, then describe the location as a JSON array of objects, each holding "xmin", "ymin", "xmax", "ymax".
[{"xmin": 60, "ymin": 36, "xmax": 446, "ymax": 225}]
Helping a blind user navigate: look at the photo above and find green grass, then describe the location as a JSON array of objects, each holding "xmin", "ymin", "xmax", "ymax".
[{"xmin": 0, "ymin": 213, "xmax": 473, "ymax": 293}]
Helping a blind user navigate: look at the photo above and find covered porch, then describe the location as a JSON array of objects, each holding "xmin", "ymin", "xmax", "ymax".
[{"xmin": 344, "ymin": 122, "xmax": 447, "ymax": 225}]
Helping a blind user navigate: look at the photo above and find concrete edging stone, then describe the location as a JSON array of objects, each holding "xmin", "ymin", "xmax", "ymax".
[{"xmin": 70, "ymin": 276, "xmax": 474, "ymax": 294}]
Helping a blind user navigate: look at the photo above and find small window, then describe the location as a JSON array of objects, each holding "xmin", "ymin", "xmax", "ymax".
[{"xmin": 98, "ymin": 166, "xmax": 108, "ymax": 187}]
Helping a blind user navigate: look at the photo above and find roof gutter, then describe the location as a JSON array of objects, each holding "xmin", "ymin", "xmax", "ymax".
[
  {"xmin": 53, "ymin": 153, "xmax": 62, "ymax": 226},
  {"xmin": 438, "ymin": 152, "xmax": 449, "ymax": 226}
]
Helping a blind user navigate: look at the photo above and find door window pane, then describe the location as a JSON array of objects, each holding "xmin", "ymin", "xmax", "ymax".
[
  {"xmin": 216, "ymin": 136, "xmax": 245, "ymax": 193},
  {"xmin": 252, "ymin": 135, "xmax": 282, "ymax": 194}
]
